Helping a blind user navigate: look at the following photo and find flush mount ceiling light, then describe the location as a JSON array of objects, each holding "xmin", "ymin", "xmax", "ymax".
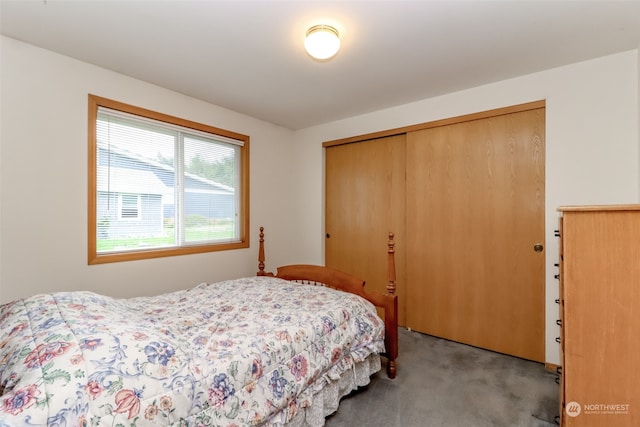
[{"xmin": 304, "ymin": 24, "xmax": 340, "ymax": 61}]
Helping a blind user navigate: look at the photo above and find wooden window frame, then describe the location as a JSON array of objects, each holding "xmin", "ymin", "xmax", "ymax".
[{"xmin": 88, "ymin": 94, "xmax": 250, "ymax": 264}]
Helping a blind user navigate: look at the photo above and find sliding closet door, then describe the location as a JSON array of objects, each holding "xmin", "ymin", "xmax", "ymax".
[
  {"xmin": 406, "ymin": 108, "xmax": 545, "ymax": 362},
  {"xmin": 325, "ymin": 135, "xmax": 406, "ymax": 324}
]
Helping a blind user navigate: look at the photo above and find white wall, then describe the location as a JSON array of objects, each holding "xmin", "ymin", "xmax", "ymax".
[
  {"xmin": 0, "ymin": 36, "xmax": 299, "ymax": 303},
  {"xmin": 292, "ymin": 50, "xmax": 640, "ymax": 366}
]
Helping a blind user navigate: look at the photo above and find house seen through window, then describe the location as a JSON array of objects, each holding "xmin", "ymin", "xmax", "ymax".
[{"xmin": 88, "ymin": 95, "xmax": 250, "ymax": 264}]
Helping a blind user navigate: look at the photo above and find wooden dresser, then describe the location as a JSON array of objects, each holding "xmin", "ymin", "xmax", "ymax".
[{"xmin": 557, "ymin": 205, "xmax": 640, "ymax": 426}]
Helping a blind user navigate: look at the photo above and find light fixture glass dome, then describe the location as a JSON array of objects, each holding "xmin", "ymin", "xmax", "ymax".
[{"xmin": 304, "ymin": 25, "xmax": 340, "ymax": 61}]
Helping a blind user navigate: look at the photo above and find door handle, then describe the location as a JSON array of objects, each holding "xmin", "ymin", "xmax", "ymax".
[{"xmin": 533, "ymin": 243, "xmax": 543, "ymax": 252}]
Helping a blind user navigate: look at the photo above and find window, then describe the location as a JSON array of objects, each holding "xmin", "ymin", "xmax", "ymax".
[
  {"xmin": 88, "ymin": 95, "xmax": 250, "ymax": 264},
  {"xmin": 119, "ymin": 194, "xmax": 140, "ymax": 220}
]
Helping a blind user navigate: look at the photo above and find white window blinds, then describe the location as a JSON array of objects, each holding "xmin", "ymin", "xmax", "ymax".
[{"xmin": 95, "ymin": 106, "xmax": 243, "ymax": 254}]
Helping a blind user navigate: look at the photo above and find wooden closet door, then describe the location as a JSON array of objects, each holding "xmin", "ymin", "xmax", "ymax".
[
  {"xmin": 325, "ymin": 135, "xmax": 406, "ymax": 324},
  {"xmin": 406, "ymin": 108, "xmax": 545, "ymax": 362}
]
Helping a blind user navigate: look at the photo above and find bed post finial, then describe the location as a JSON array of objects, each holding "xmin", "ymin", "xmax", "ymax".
[
  {"xmin": 387, "ymin": 232, "xmax": 396, "ymax": 295},
  {"xmin": 257, "ymin": 226, "xmax": 267, "ymax": 276}
]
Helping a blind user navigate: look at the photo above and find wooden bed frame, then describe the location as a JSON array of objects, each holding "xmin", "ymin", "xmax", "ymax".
[{"xmin": 256, "ymin": 227, "xmax": 398, "ymax": 379}]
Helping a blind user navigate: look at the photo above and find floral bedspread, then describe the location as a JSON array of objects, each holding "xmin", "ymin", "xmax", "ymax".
[{"xmin": 0, "ymin": 277, "xmax": 385, "ymax": 426}]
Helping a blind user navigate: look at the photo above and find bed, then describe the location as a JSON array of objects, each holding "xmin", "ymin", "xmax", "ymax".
[{"xmin": 0, "ymin": 228, "xmax": 398, "ymax": 426}]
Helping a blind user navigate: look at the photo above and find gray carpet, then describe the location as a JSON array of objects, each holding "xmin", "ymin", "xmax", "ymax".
[{"xmin": 326, "ymin": 328, "xmax": 559, "ymax": 427}]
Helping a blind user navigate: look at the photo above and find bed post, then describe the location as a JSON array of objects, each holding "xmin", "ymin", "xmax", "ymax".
[
  {"xmin": 385, "ymin": 232, "xmax": 398, "ymax": 378},
  {"xmin": 387, "ymin": 232, "xmax": 396, "ymax": 295},
  {"xmin": 257, "ymin": 226, "xmax": 267, "ymax": 276}
]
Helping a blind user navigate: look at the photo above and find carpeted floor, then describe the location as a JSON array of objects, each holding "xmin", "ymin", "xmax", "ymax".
[{"xmin": 325, "ymin": 328, "xmax": 559, "ymax": 427}]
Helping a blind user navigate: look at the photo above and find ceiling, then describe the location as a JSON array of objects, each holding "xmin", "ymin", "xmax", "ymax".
[{"xmin": 2, "ymin": 1, "xmax": 640, "ymax": 130}]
